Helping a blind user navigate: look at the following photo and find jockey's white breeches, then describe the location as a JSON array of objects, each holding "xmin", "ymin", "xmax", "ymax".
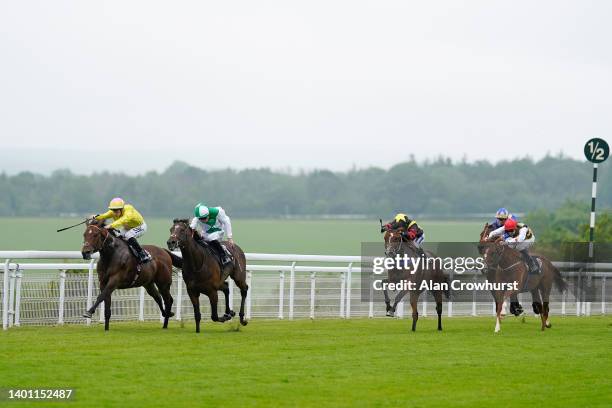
[
  {"xmin": 203, "ymin": 230, "xmax": 224, "ymax": 242},
  {"xmin": 507, "ymin": 235, "xmax": 534, "ymax": 252},
  {"xmin": 122, "ymin": 223, "xmax": 147, "ymax": 240}
]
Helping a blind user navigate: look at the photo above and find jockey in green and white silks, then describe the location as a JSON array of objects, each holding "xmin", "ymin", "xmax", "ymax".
[{"xmin": 190, "ymin": 203, "xmax": 233, "ymax": 265}]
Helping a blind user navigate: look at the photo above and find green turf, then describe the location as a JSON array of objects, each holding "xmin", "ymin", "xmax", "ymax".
[
  {"xmin": 0, "ymin": 218, "xmax": 483, "ymax": 254},
  {"xmin": 1, "ymin": 317, "xmax": 610, "ymax": 407}
]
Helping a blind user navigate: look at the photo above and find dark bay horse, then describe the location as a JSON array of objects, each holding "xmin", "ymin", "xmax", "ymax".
[
  {"xmin": 167, "ymin": 219, "xmax": 249, "ymax": 333},
  {"xmin": 479, "ymin": 237, "xmax": 567, "ymax": 333},
  {"xmin": 383, "ymin": 229, "xmax": 450, "ymax": 331},
  {"xmin": 81, "ymin": 219, "xmax": 182, "ymax": 330}
]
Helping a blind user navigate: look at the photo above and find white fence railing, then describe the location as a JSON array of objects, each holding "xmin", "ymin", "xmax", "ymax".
[{"xmin": 1, "ymin": 251, "xmax": 610, "ymax": 329}]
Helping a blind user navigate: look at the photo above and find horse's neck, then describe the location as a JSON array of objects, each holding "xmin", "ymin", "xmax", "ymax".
[
  {"xmin": 99, "ymin": 236, "xmax": 128, "ymax": 262},
  {"xmin": 498, "ymin": 245, "xmax": 521, "ymax": 267},
  {"xmin": 181, "ymin": 236, "xmax": 210, "ymax": 273}
]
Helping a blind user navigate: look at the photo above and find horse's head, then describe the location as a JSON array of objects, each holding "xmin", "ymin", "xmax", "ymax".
[
  {"xmin": 167, "ymin": 219, "xmax": 191, "ymax": 250},
  {"xmin": 81, "ymin": 219, "xmax": 111, "ymax": 259},
  {"xmin": 384, "ymin": 228, "xmax": 408, "ymax": 257},
  {"xmin": 477, "ymin": 223, "xmax": 495, "ymax": 255},
  {"xmin": 480, "ymin": 239, "xmax": 505, "ymax": 269}
]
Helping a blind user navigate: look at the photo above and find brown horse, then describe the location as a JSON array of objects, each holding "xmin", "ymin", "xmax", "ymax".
[
  {"xmin": 382, "ymin": 229, "xmax": 450, "ymax": 331},
  {"xmin": 479, "ymin": 234, "xmax": 567, "ymax": 333},
  {"xmin": 479, "ymin": 223, "xmax": 525, "ymax": 316},
  {"xmin": 81, "ymin": 219, "xmax": 181, "ymax": 331},
  {"xmin": 166, "ymin": 219, "xmax": 249, "ymax": 333}
]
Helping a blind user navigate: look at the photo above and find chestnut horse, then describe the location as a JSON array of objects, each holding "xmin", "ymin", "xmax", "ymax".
[
  {"xmin": 478, "ymin": 228, "xmax": 566, "ymax": 332},
  {"xmin": 167, "ymin": 219, "xmax": 249, "ymax": 333},
  {"xmin": 81, "ymin": 219, "xmax": 181, "ymax": 330},
  {"xmin": 479, "ymin": 223, "xmax": 525, "ymax": 316},
  {"xmin": 383, "ymin": 229, "xmax": 450, "ymax": 331}
]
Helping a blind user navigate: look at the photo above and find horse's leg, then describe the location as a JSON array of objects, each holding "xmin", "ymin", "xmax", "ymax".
[
  {"xmin": 530, "ymin": 289, "xmax": 542, "ymax": 316},
  {"xmin": 539, "ymin": 282, "xmax": 552, "ymax": 330},
  {"xmin": 84, "ymin": 278, "xmax": 117, "ymax": 318},
  {"xmin": 144, "ymin": 283, "xmax": 167, "ymax": 328},
  {"xmin": 494, "ymin": 291, "xmax": 504, "ymax": 333},
  {"xmin": 104, "ymin": 292, "xmax": 112, "ymax": 331},
  {"xmin": 220, "ymin": 281, "xmax": 235, "ymax": 319},
  {"xmin": 207, "ymin": 289, "xmax": 227, "ymax": 323},
  {"xmin": 235, "ymin": 280, "xmax": 249, "ymax": 326},
  {"xmin": 187, "ymin": 288, "xmax": 201, "ymax": 333},
  {"xmin": 382, "ymin": 279, "xmax": 392, "ymax": 315},
  {"xmin": 157, "ymin": 283, "xmax": 174, "ymax": 329},
  {"xmin": 410, "ymin": 292, "xmax": 419, "ymax": 332},
  {"xmin": 390, "ymin": 289, "xmax": 409, "ymax": 318},
  {"xmin": 434, "ymin": 291, "xmax": 443, "ymax": 331}
]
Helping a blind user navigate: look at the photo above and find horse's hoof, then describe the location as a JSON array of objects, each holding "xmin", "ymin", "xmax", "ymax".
[
  {"xmin": 546, "ymin": 322, "xmax": 552, "ymax": 328},
  {"xmin": 82, "ymin": 311, "xmax": 93, "ymax": 319},
  {"xmin": 386, "ymin": 311, "xmax": 394, "ymax": 317},
  {"xmin": 229, "ymin": 310, "xmax": 236, "ymax": 317},
  {"xmin": 167, "ymin": 311, "xmax": 175, "ymax": 318},
  {"xmin": 223, "ymin": 313, "xmax": 233, "ymax": 321},
  {"xmin": 240, "ymin": 319, "xmax": 248, "ymax": 326}
]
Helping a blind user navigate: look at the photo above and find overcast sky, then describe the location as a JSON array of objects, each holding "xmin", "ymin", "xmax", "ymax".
[{"xmin": 1, "ymin": 1, "xmax": 610, "ymax": 174}]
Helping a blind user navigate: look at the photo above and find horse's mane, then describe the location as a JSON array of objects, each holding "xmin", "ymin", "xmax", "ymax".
[{"xmin": 173, "ymin": 218, "xmax": 190, "ymax": 225}]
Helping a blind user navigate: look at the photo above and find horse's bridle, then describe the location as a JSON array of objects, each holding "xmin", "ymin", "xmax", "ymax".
[
  {"xmin": 484, "ymin": 242, "xmax": 522, "ymax": 273},
  {"xmin": 169, "ymin": 222, "xmax": 193, "ymax": 249},
  {"xmin": 83, "ymin": 224, "xmax": 112, "ymax": 252},
  {"xmin": 385, "ymin": 230, "xmax": 405, "ymax": 257}
]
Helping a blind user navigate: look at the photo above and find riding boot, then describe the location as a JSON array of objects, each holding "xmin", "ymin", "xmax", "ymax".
[
  {"xmin": 520, "ymin": 250, "xmax": 536, "ymax": 274},
  {"xmin": 210, "ymin": 240, "xmax": 231, "ymax": 266},
  {"xmin": 127, "ymin": 237, "xmax": 151, "ymax": 264}
]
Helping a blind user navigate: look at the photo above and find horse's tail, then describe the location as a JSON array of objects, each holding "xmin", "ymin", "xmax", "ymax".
[
  {"xmin": 551, "ymin": 263, "xmax": 567, "ymax": 293},
  {"xmin": 164, "ymin": 249, "xmax": 183, "ymax": 269}
]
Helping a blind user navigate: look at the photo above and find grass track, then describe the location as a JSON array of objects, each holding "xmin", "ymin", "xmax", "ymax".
[{"xmin": 1, "ymin": 317, "xmax": 611, "ymax": 407}]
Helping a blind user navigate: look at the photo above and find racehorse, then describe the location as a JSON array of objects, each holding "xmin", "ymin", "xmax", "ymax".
[
  {"xmin": 81, "ymin": 219, "xmax": 181, "ymax": 331},
  {"xmin": 167, "ymin": 219, "xmax": 249, "ymax": 333},
  {"xmin": 479, "ymin": 223, "xmax": 525, "ymax": 316},
  {"xmin": 478, "ymin": 229, "xmax": 567, "ymax": 332},
  {"xmin": 383, "ymin": 229, "xmax": 450, "ymax": 331}
]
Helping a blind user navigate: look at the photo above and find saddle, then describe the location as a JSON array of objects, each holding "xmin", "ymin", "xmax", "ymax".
[{"xmin": 195, "ymin": 239, "xmax": 234, "ymax": 275}]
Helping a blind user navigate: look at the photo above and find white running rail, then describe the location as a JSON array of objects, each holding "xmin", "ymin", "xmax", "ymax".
[{"xmin": 1, "ymin": 251, "xmax": 610, "ymax": 329}]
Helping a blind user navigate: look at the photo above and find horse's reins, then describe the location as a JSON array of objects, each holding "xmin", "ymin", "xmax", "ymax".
[{"xmin": 87, "ymin": 224, "xmax": 112, "ymax": 250}]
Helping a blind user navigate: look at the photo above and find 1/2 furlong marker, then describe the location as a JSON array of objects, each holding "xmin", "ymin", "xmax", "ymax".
[
  {"xmin": 584, "ymin": 138, "xmax": 609, "ymax": 257},
  {"xmin": 583, "ymin": 138, "xmax": 609, "ymax": 315}
]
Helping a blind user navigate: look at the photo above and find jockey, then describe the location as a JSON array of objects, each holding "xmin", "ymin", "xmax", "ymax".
[
  {"xmin": 93, "ymin": 198, "xmax": 152, "ymax": 264},
  {"xmin": 190, "ymin": 203, "xmax": 234, "ymax": 266},
  {"xmin": 488, "ymin": 218, "xmax": 537, "ymax": 274},
  {"xmin": 383, "ymin": 213, "xmax": 425, "ymax": 248},
  {"xmin": 489, "ymin": 208, "xmax": 517, "ymax": 230}
]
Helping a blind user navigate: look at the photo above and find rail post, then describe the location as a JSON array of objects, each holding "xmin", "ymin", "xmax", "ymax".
[
  {"xmin": 602, "ymin": 276, "xmax": 606, "ymax": 315},
  {"xmin": 289, "ymin": 262, "xmax": 295, "ymax": 320},
  {"xmin": 58, "ymin": 270, "xmax": 66, "ymax": 325},
  {"xmin": 8, "ymin": 266, "xmax": 16, "ymax": 327},
  {"xmin": 368, "ymin": 273, "xmax": 374, "ymax": 318},
  {"xmin": 309, "ymin": 271, "xmax": 316, "ymax": 319},
  {"xmin": 278, "ymin": 270, "xmax": 285, "ymax": 319},
  {"xmin": 86, "ymin": 260, "xmax": 94, "ymax": 325},
  {"xmin": 176, "ymin": 271, "xmax": 183, "ymax": 321},
  {"xmin": 3, "ymin": 259, "xmax": 10, "ymax": 330},
  {"xmin": 14, "ymin": 265, "xmax": 22, "ymax": 326},
  {"xmin": 246, "ymin": 271, "xmax": 252, "ymax": 320},
  {"xmin": 447, "ymin": 270, "xmax": 453, "ymax": 317},
  {"xmin": 228, "ymin": 278, "xmax": 234, "ymax": 310},
  {"xmin": 138, "ymin": 287, "xmax": 145, "ymax": 321},
  {"xmin": 339, "ymin": 270, "xmax": 346, "ymax": 318},
  {"xmin": 345, "ymin": 262, "xmax": 353, "ymax": 319}
]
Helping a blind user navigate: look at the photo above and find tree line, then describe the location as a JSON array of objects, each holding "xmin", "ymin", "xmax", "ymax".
[{"xmin": 0, "ymin": 155, "xmax": 609, "ymax": 218}]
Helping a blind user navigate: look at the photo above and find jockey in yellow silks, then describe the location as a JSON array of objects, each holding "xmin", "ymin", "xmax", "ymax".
[{"xmin": 93, "ymin": 197, "xmax": 151, "ymax": 264}]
